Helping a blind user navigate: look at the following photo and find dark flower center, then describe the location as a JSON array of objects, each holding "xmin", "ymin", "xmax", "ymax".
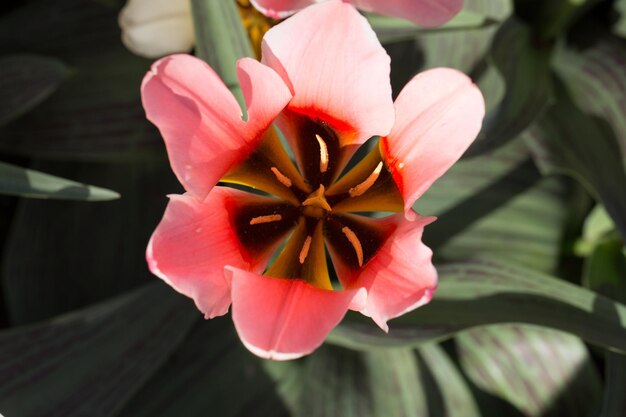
[{"xmin": 221, "ymin": 113, "xmax": 404, "ymax": 290}]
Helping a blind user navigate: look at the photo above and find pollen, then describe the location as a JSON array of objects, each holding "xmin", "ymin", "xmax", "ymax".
[
  {"xmin": 249, "ymin": 214, "xmax": 282, "ymax": 225},
  {"xmin": 299, "ymin": 235, "xmax": 312, "ymax": 264},
  {"xmin": 316, "ymin": 134, "xmax": 329, "ymax": 173},
  {"xmin": 341, "ymin": 226, "xmax": 364, "ymax": 267},
  {"xmin": 270, "ymin": 166, "xmax": 292, "ymax": 187},
  {"xmin": 349, "ymin": 161, "xmax": 383, "ymax": 197}
]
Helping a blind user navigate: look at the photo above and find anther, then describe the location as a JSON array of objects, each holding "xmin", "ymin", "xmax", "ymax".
[
  {"xmin": 270, "ymin": 166, "xmax": 292, "ymax": 187},
  {"xmin": 349, "ymin": 162, "xmax": 383, "ymax": 197},
  {"xmin": 249, "ymin": 214, "xmax": 282, "ymax": 225},
  {"xmin": 299, "ymin": 235, "xmax": 312, "ymax": 264},
  {"xmin": 341, "ymin": 226, "xmax": 364, "ymax": 267},
  {"xmin": 316, "ymin": 134, "xmax": 329, "ymax": 173}
]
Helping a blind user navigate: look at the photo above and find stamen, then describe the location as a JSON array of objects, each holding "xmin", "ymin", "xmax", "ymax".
[
  {"xmin": 341, "ymin": 226, "xmax": 364, "ymax": 267},
  {"xmin": 270, "ymin": 166, "xmax": 292, "ymax": 187},
  {"xmin": 249, "ymin": 214, "xmax": 282, "ymax": 225},
  {"xmin": 349, "ymin": 162, "xmax": 383, "ymax": 197},
  {"xmin": 299, "ymin": 235, "xmax": 312, "ymax": 264},
  {"xmin": 315, "ymin": 134, "xmax": 329, "ymax": 173}
]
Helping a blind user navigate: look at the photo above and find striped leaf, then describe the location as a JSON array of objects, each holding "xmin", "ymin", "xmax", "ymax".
[
  {"xmin": 0, "ymin": 0, "xmax": 158, "ymax": 160},
  {"xmin": 583, "ymin": 233, "xmax": 626, "ymax": 416},
  {"xmin": 457, "ymin": 325, "xmax": 602, "ymax": 417},
  {"xmin": 554, "ymin": 33, "xmax": 626, "ymax": 163},
  {"xmin": 525, "ymin": 96, "xmax": 626, "ymax": 241},
  {"xmin": 118, "ymin": 317, "xmax": 290, "ymax": 417},
  {"xmin": 0, "ymin": 161, "xmax": 119, "ymax": 201},
  {"xmin": 0, "ymin": 284, "xmax": 198, "ymax": 417},
  {"xmin": 465, "ymin": 18, "xmax": 553, "ymax": 157},
  {"xmin": 329, "ymin": 259, "xmax": 626, "ymax": 352},
  {"xmin": 263, "ymin": 344, "xmax": 479, "ymax": 417},
  {"xmin": 0, "ymin": 54, "xmax": 69, "ymax": 126},
  {"xmin": 417, "ymin": 138, "xmax": 566, "ymax": 272},
  {"xmin": 1, "ymin": 158, "xmax": 180, "ymax": 324}
]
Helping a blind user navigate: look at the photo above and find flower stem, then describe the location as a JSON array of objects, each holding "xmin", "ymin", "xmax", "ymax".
[{"xmin": 190, "ymin": 0, "xmax": 254, "ymax": 105}]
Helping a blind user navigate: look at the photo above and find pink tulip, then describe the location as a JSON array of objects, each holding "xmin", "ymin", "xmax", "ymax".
[
  {"xmin": 251, "ymin": 0, "xmax": 464, "ymax": 26},
  {"xmin": 143, "ymin": 0, "xmax": 484, "ymax": 360}
]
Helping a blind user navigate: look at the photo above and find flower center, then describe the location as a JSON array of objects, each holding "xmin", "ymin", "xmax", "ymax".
[{"xmin": 222, "ymin": 115, "xmax": 404, "ymax": 290}]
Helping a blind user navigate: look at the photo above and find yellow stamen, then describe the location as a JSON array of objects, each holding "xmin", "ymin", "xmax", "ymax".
[
  {"xmin": 342, "ymin": 226, "xmax": 364, "ymax": 267},
  {"xmin": 349, "ymin": 162, "xmax": 383, "ymax": 197},
  {"xmin": 316, "ymin": 134, "xmax": 329, "ymax": 173},
  {"xmin": 270, "ymin": 166, "xmax": 292, "ymax": 187},
  {"xmin": 299, "ymin": 235, "xmax": 312, "ymax": 264},
  {"xmin": 302, "ymin": 185, "xmax": 332, "ymax": 212},
  {"xmin": 249, "ymin": 214, "xmax": 282, "ymax": 225}
]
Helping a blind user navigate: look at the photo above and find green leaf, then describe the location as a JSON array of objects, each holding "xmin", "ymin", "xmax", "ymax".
[
  {"xmin": 616, "ymin": 0, "xmax": 626, "ymax": 38},
  {"xmin": 264, "ymin": 344, "xmax": 479, "ymax": 417},
  {"xmin": 416, "ymin": 0, "xmax": 512, "ymax": 72},
  {"xmin": 554, "ymin": 34, "xmax": 626, "ymax": 164},
  {"xmin": 118, "ymin": 317, "xmax": 290, "ymax": 417},
  {"xmin": 0, "ymin": 161, "xmax": 120, "ymax": 201},
  {"xmin": 583, "ymin": 239, "xmax": 626, "ymax": 303},
  {"xmin": 417, "ymin": 138, "xmax": 567, "ymax": 273},
  {"xmin": 457, "ymin": 325, "xmax": 602, "ymax": 417},
  {"xmin": 582, "ymin": 235, "xmax": 626, "ymax": 416},
  {"xmin": 524, "ymin": 96, "xmax": 626, "ymax": 241},
  {"xmin": 0, "ymin": 0, "xmax": 158, "ymax": 160},
  {"xmin": 465, "ymin": 18, "xmax": 553, "ymax": 157},
  {"xmin": 1, "ymin": 158, "xmax": 180, "ymax": 324},
  {"xmin": 0, "ymin": 54, "xmax": 69, "ymax": 126},
  {"xmin": 0, "ymin": 284, "xmax": 198, "ymax": 417},
  {"xmin": 515, "ymin": 0, "xmax": 602, "ymax": 40},
  {"xmin": 190, "ymin": 0, "xmax": 253, "ymax": 105},
  {"xmin": 329, "ymin": 259, "xmax": 626, "ymax": 353},
  {"xmin": 417, "ymin": 344, "xmax": 482, "ymax": 417}
]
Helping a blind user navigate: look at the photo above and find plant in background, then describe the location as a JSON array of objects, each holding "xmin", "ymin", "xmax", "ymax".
[
  {"xmin": 143, "ymin": 0, "xmax": 484, "ymax": 359},
  {"xmin": 251, "ymin": 0, "xmax": 463, "ymax": 26},
  {"xmin": 118, "ymin": 0, "xmax": 464, "ymax": 58}
]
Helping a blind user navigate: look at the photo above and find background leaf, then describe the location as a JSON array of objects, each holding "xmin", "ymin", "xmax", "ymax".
[
  {"xmin": 330, "ymin": 259, "xmax": 626, "ymax": 352},
  {"xmin": 0, "ymin": 0, "xmax": 158, "ymax": 160},
  {"xmin": 0, "ymin": 161, "xmax": 119, "ymax": 201},
  {"xmin": 465, "ymin": 18, "xmax": 553, "ymax": 157},
  {"xmin": 118, "ymin": 317, "xmax": 290, "ymax": 417},
  {"xmin": 0, "ymin": 284, "xmax": 198, "ymax": 417},
  {"xmin": 264, "ymin": 344, "xmax": 480, "ymax": 417},
  {"xmin": 0, "ymin": 54, "xmax": 69, "ymax": 126},
  {"xmin": 1, "ymin": 158, "xmax": 179, "ymax": 324},
  {"xmin": 525, "ymin": 96, "xmax": 626, "ymax": 241},
  {"xmin": 457, "ymin": 325, "xmax": 602, "ymax": 417}
]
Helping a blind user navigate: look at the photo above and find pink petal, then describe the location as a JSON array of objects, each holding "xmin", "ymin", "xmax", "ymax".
[
  {"xmin": 352, "ymin": 0, "xmax": 464, "ymax": 27},
  {"xmin": 147, "ymin": 188, "xmax": 256, "ymax": 319},
  {"xmin": 381, "ymin": 68, "xmax": 485, "ymax": 216},
  {"xmin": 226, "ymin": 266, "xmax": 365, "ymax": 360},
  {"xmin": 261, "ymin": 0, "xmax": 394, "ymax": 146},
  {"xmin": 334, "ymin": 213, "xmax": 438, "ymax": 332},
  {"xmin": 250, "ymin": 0, "xmax": 317, "ymax": 19},
  {"xmin": 141, "ymin": 54, "xmax": 291, "ymax": 199}
]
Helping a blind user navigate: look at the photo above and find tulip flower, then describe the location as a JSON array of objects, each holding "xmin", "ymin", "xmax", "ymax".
[
  {"xmin": 119, "ymin": 0, "xmax": 276, "ymax": 58},
  {"xmin": 120, "ymin": 0, "xmax": 463, "ymax": 58},
  {"xmin": 118, "ymin": 0, "xmax": 195, "ymax": 58},
  {"xmin": 251, "ymin": 0, "xmax": 464, "ymax": 26},
  {"xmin": 144, "ymin": 0, "xmax": 484, "ymax": 359}
]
